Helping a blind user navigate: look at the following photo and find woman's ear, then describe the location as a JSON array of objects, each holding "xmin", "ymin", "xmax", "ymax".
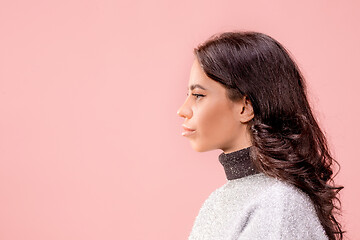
[{"xmin": 238, "ymin": 96, "xmax": 254, "ymax": 123}]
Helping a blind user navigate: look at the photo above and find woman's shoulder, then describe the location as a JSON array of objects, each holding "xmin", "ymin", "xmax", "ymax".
[
  {"xmin": 197, "ymin": 173, "xmax": 276, "ymax": 210},
  {"xmin": 229, "ymin": 175, "xmax": 328, "ymax": 239},
  {"xmin": 259, "ymin": 175, "xmax": 315, "ymax": 208},
  {"xmin": 253, "ymin": 175, "xmax": 323, "ymax": 228},
  {"xmin": 204, "ymin": 172, "xmax": 318, "ymax": 215},
  {"xmin": 223, "ymin": 173, "xmax": 320, "ymax": 219}
]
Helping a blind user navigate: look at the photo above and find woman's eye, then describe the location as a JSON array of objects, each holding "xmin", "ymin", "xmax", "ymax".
[
  {"xmin": 186, "ymin": 93, "xmax": 205, "ymax": 99},
  {"xmin": 192, "ymin": 93, "xmax": 205, "ymax": 99}
]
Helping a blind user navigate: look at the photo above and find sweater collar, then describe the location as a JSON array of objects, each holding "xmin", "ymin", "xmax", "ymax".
[{"xmin": 218, "ymin": 146, "xmax": 260, "ymax": 180}]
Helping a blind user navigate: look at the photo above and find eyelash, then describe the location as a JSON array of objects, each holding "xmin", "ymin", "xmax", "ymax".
[{"xmin": 187, "ymin": 93, "xmax": 205, "ymax": 99}]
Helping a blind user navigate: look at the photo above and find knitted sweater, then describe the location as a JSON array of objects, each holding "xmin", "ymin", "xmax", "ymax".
[{"xmin": 188, "ymin": 146, "xmax": 328, "ymax": 240}]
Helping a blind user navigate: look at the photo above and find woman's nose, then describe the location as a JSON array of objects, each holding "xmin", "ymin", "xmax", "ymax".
[
  {"xmin": 177, "ymin": 103, "xmax": 191, "ymax": 119},
  {"xmin": 177, "ymin": 107, "xmax": 185, "ymax": 118}
]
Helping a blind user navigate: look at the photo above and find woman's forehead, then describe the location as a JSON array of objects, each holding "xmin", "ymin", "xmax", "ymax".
[{"xmin": 188, "ymin": 60, "xmax": 217, "ymax": 90}]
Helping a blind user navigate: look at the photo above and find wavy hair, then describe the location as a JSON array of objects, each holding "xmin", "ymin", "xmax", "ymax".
[{"xmin": 194, "ymin": 31, "xmax": 344, "ymax": 239}]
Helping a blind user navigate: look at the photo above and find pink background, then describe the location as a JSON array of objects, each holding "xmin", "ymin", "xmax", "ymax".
[{"xmin": 0, "ymin": 0, "xmax": 359, "ymax": 239}]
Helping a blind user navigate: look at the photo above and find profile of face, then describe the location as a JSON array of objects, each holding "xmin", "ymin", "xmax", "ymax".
[{"xmin": 177, "ymin": 58, "xmax": 254, "ymax": 153}]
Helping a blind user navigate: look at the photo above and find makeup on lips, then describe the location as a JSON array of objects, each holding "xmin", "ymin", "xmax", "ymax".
[{"xmin": 182, "ymin": 124, "xmax": 196, "ymax": 137}]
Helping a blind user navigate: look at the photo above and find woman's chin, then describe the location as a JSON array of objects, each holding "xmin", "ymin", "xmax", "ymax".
[{"xmin": 190, "ymin": 142, "xmax": 215, "ymax": 153}]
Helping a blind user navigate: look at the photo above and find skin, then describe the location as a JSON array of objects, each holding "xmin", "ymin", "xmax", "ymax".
[{"xmin": 177, "ymin": 58, "xmax": 255, "ymax": 154}]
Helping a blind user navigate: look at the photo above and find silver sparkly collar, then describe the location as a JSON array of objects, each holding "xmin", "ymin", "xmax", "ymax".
[{"xmin": 218, "ymin": 146, "xmax": 260, "ymax": 180}]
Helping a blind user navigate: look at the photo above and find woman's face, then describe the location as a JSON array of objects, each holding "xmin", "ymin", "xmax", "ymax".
[{"xmin": 177, "ymin": 58, "xmax": 253, "ymax": 153}]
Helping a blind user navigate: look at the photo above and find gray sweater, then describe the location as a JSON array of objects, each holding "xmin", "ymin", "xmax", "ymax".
[{"xmin": 188, "ymin": 147, "xmax": 328, "ymax": 240}]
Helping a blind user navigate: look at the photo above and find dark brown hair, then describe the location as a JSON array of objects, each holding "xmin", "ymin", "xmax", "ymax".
[{"xmin": 194, "ymin": 31, "xmax": 344, "ymax": 239}]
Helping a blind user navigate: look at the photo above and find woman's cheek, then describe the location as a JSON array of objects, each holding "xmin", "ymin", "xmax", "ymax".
[{"xmin": 200, "ymin": 104, "xmax": 224, "ymax": 137}]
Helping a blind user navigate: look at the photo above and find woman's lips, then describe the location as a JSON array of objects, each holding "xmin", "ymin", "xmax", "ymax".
[{"xmin": 182, "ymin": 124, "xmax": 196, "ymax": 136}]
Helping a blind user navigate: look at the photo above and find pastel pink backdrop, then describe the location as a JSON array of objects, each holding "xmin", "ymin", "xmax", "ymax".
[{"xmin": 0, "ymin": 0, "xmax": 358, "ymax": 239}]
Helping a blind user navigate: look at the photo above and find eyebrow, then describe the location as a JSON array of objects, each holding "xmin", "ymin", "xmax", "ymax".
[{"xmin": 188, "ymin": 84, "xmax": 207, "ymax": 91}]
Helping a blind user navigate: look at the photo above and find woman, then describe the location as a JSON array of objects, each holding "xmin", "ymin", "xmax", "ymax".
[{"xmin": 177, "ymin": 31, "xmax": 344, "ymax": 240}]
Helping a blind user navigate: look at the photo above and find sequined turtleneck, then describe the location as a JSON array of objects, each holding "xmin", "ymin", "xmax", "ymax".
[{"xmin": 218, "ymin": 146, "xmax": 260, "ymax": 180}]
